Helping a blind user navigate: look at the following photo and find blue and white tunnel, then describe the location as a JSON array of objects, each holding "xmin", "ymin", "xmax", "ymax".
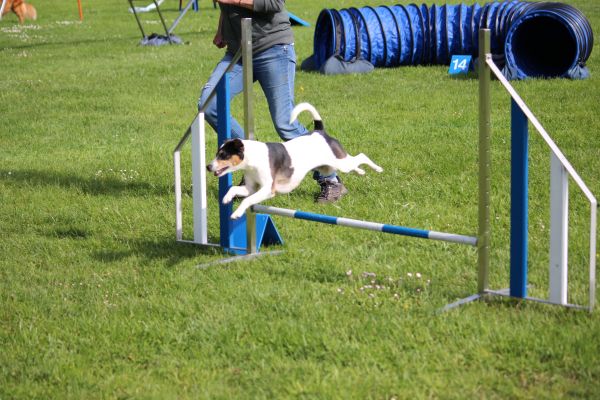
[{"xmin": 310, "ymin": 1, "xmax": 593, "ymax": 79}]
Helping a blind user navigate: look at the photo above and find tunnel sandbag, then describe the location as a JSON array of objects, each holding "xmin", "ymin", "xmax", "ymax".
[
  {"xmin": 320, "ymin": 55, "xmax": 375, "ymax": 75},
  {"xmin": 310, "ymin": 1, "xmax": 593, "ymax": 79}
]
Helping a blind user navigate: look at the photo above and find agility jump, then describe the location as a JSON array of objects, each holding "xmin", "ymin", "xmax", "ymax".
[
  {"xmin": 252, "ymin": 205, "xmax": 477, "ymax": 247},
  {"xmin": 173, "ymin": 23, "xmax": 597, "ymax": 312}
]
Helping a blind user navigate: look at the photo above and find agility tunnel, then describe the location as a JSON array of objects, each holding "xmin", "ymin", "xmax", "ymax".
[{"xmin": 309, "ymin": 1, "xmax": 593, "ymax": 79}]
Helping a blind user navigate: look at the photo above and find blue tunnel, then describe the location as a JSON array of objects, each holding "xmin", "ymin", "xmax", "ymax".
[{"xmin": 310, "ymin": 1, "xmax": 593, "ymax": 79}]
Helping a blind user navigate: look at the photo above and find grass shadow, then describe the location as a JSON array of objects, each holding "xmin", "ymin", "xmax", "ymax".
[
  {"xmin": 0, "ymin": 34, "xmax": 141, "ymax": 51},
  {"xmin": 93, "ymin": 236, "xmax": 223, "ymax": 267},
  {"xmin": 0, "ymin": 168, "xmax": 172, "ymax": 197}
]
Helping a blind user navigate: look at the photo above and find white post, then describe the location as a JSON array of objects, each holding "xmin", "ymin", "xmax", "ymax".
[
  {"xmin": 549, "ymin": 153, "xmax": 569, "ymax": 304},
  {"xmin": 191, "ymin": 113, "xmax": 208, "ymax": 244},
  {"xmin": 174, "ymin": 150, "xmax": 183, "ymax": 241},
  {"xmin": 589, "ymin": 203, "xmax": 597, "ymax": 311}
]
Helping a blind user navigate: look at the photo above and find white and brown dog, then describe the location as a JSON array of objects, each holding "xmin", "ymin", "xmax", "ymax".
[{"xmin": 207, "ymin": 103, "xmax": 383, "ymax": 219}]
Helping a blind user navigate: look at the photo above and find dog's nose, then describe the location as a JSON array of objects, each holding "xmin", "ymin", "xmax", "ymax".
[{"xmin": 206, "ymin": 164, "xmax": 213, "ymax": 172}]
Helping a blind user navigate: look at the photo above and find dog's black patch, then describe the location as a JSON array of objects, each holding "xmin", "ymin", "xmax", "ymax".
[
  {"xmin": 317, "ymin": 131, "xmax": 347, "ymax": 159},
  {"xmin": 217, "ymin": 138, "xmax": 244, "ymax": 160},
  {"xmin": 266, "ymin": 142, "xmax": 294, "ymax": 180},
  {"xmin": 314, "ymin": 119, "xmax": 324, "ymax": 131}
]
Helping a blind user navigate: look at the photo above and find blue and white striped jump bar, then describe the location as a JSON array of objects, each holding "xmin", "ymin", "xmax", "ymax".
[{"xmin": 252, "ymin": 205, "xmax": 477, "ymax": 246}]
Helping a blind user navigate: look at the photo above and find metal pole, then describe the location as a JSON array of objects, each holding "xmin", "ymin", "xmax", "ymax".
[
  {"xmin": 252, "ymin": 205, "xmax": 477, "ymax": 246},
  {"xmin": 173, "ymin": 49, "xmax": 242, "ymax": 153},
  {"xmin": 478, "ymin": 29, "xmax": 491, "ymax": 294},
  {"xmin": 168, "ymin": 0, "xmax": 196, "ymax": 35},
  {"xmin": 242, "ymin": 18, "xmax": 257, "ymax": 255},
  {"xmin": 152, "ymin": 0, "xmax": 173, "ymax": 44},
  {"xmin": 128, "ymin": 0, "xmax": 147, "ymax": 39}
]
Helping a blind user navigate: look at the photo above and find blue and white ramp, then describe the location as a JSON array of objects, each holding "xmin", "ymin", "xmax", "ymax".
[{"xmin": 252, "ymin": 205, "xmax": 477, "ymax": 246}]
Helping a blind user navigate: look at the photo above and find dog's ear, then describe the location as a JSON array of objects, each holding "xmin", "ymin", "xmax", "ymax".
[
  {"xmin": 230, "ymin": 138, "xmax": 244, "ymax": 151},
  {"xmin": 229, "ymin": 138, "xmax": 244, "ymax": 158},
  {"xmin": 220, "ymin": 138, "xmax": 244, "ymax": 160}
]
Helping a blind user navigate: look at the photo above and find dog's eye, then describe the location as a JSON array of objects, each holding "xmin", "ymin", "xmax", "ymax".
[{"xmin": 219, "ymin": 151, "xmax": 233, "ymax": 161}]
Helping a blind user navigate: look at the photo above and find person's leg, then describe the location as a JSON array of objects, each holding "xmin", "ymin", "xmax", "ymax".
[
  {"xmin": 254, "ymin": 44, "xmax": 346, "ymax": 202},
  {"xmin": 198, "ymin": 53, "xmax": 245, "ymax": 139},
  {"xmin": 253, "ymin": 44, "xmax": 308, "ymax": 141}
]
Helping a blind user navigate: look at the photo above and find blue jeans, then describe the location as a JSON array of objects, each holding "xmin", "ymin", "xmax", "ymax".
[{"xmin": 198, "ymin": 44, "xmax": 307, "ymax": 141}]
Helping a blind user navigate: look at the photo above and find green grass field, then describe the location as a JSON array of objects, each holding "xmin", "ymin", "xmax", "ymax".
[{"xmin": 1, "ymin": 0, "xmax": 599, "ymax": 398}]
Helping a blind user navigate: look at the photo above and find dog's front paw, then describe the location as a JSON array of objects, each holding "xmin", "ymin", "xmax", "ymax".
[
  {"xmin": 230, "ymin": 209, "xmax": 244, "ymax": 219},
  {"xmin": 222, "ymin": 193, "xmax": 234, "ymax": 204},
  {"xmin": 374, "ymin": 165, "xmax": 384, "ymax": 173}
]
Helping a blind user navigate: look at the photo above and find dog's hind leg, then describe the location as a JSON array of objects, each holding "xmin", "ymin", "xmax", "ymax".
[
  {"xmin": 355, "ymin": 153, "xmax": 383, "ymax": 173},
  {"xmin": 334, "ymin": 153, "xmax": 383, "ymax": 175}
]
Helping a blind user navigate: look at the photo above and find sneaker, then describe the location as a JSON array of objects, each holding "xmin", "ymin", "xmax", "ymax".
[{"xmin": 316, "ymin": 178, "xmax": 348, "ymax": 203}]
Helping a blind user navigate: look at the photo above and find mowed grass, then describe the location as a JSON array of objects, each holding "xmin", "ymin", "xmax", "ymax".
[{"xmin": 1, "ymin": 0, "xmax": 599, "ymax": 398}]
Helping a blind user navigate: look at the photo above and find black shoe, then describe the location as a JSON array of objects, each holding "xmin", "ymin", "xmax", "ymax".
[{"xmin": 316, "ymin": 178, "xmax": 348, "ymax": 203}]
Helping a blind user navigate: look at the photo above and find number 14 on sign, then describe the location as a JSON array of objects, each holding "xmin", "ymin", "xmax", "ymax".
[{"xmin": 448, "ymin": 55, "xmax": 472, "ymax": 75}]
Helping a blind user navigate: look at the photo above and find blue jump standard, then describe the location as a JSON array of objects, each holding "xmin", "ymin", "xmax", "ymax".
[
  {"xmin": 216, "ymin": 72, "xmax": 283, "ymax": 255},
  {"xmin": 252, "ymin": 205, "xmax": 477, "ymax": 246},
  {"xmin": 510, "ymin": 99, "xmax": 529, "ymax": 298}
]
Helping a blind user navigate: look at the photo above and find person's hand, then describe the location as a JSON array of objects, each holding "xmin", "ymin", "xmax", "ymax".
[
  {"xmin": 213, "ymin": 30, "xmax": 226, "ymax": 48},
  {"xmin": 213, "ymin": 11, "xmax": 226, "ymax": 48}
]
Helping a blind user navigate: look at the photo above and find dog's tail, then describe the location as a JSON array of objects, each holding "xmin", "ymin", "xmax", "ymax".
[{"xmin": 290, "ymin": 102, "xmax": 324, "ymax": 131}]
